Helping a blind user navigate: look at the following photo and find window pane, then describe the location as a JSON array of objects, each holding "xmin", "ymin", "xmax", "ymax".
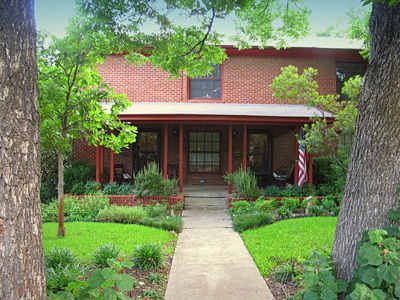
[
  {"xmin": 205, "ymin": 132, "xmax": 212, "ymax": 141},
  {"xmin": 213, "ymin": 132, "xmax": 219, "ymax": 141},
  {"xmin": 212, "ymin": 142, "xmax": 219, "ymax": 151},
  {"xmin": 205, "ymin": 141, "xmax": 212, "ymax": 151},
  {"xmin": 197, "ymin": 132, "xmax": 205, "ymax": 141},
  {"xmin": 189, "ymin": 132, "xmax": 196, "ymax": 142}
]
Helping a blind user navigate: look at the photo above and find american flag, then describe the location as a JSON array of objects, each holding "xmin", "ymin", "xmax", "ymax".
[{"xmin": 298, "ymin": 130, "xmax": 307, "ymax": 187}]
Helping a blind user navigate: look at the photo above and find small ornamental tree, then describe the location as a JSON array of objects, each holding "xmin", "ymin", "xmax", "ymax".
[
  {"xmin": 270, "ymin": 65, "xmax": 363, "ymax": 171},
  {"xmin": 38, "ymin": 19, "xmax": 138, "ymax": 237}
]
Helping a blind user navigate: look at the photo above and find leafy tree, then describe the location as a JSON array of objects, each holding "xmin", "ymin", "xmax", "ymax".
[
  {"xmin": 0, "ymin": 0, "xmax": 46, "ymax": 297},
  {"xmin": 270, "ymin": 65, "xmax": 362, "ymax": 171},
  {"xmin": 37, "ymin": 19, "xmax": 138, "ymax": 237},
  {"xmin": 347, "ymin": 9, "xmax": 371, "ymax": 59}
]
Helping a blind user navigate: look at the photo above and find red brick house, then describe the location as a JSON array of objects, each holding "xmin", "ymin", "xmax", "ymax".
[{"xmin": 73, "ymin": 44, "xmax": 365, "ymax": 192}]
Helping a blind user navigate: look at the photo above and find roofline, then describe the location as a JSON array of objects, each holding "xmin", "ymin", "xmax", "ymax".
[
  {"xmin": 119, "ymin": 114, "xmax": 334, "ymax": 124},
  {"xmin": 112, "ymin": 45, "xmax": 365, "ymax": 62}
]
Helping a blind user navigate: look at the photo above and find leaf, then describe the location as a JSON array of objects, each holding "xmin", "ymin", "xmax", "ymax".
[
  {"xmin": 116, "ymin": 274, "xmax": 136, "ymax": 292},
  {"xmin": 87, "ymin": 269, "xmax": 105, "ymax": 288},
  {"xmin": 367, "ymin": 229, "xmax": 387, "ymax": 244},
  {"xmin": 104, "ymin": 288, "xmax": 118, "ymax": 300},
  {"xmin": 101, "ymin": 267, "xmax": 117, "ymax": 280},
  {"xmin": 361, "ymin": 267, "xmax": 382, "ymax": 288},
  {"xmin": 370, "ymin": 289, "xmax": 388, "ymax": 299},
  {"xmin": 358, "ymin": 244, "xmax": 383, "ymax": 266},
  {"xmin": 382, "ymin": 237, "xmax": 400, "ymax": 251},
  {"xmin": 337, "ymin": 279, "xmax": 348, "ymax": 293},
  {"xmin": 394, "ymin": 284, "xmax": 400, "ymax": 298},
  {"xmin": 320, "ymin": 287, "xmax": 338, "ymax": 300},
  {"xmin": 303, "ymin": 291, "xmax": 319, "ymax": 300},
  {"xmin": 387, "ymin": 210, "xmax": 400, "ymax": 223},
  {"xmin": 377, "ymin": 264, "xmax": 399, "ymax": 284}
]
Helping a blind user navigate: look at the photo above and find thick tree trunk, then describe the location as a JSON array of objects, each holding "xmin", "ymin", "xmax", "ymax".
[
  {"xmin": 0, "ymin": 0, "xmax": 47, "ymax": 298},
  {"xmin": 332, "ymin": 3, "xmax": 400, "ymax": 282},
  {"xmin": 57, "ymin": 154, "xmax": 66, "ymax": 237}
]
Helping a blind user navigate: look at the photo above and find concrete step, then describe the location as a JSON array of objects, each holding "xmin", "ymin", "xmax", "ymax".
[
  {"xmin": 185, "ymin": 197, "xmax": 226, "ymax": 206},
  {"xmin": 185, "ymin": 205, "xmax": 226, "ymax": 210},
  {"xmin": 184, "ymin": 191, "xmax": 227, "ymax": 198}
]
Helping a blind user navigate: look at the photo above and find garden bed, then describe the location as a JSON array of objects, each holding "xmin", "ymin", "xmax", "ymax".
[{"xmin": 226, "ymin": 195, "xmax": 328, "ymax": 208}]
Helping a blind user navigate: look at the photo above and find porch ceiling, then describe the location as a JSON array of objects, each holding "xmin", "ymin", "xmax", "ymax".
[{"xmin": 102, "ymin": 102, "xmax": 333, "ymax": 120}]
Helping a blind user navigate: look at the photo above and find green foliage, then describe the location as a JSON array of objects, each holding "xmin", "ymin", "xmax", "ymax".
[
  {"xmin": 92, "ymin": 244, "xmax": 121, "ymax": 268},
  {"xmin": 348, "ymin": 227, "xmax": 400, "ymax": 299},
  {"xmin": 140, "ymin": 216, "xmax": 184, "ymax": 233},
  {"xmin": 96, "ymin": 206, "xmax": 147, "ymax": 223},
  {"xmin": 71, "ymin": 182, "xmax": 86, "ymax": 195},
  {"xmin": 296, "ymin": 248, "xmax": 348, "ymax": 300},
  {"xmin": 41, "ymin": 201, "xmax": 60, "ymax": 223},
  {"xmin": 255, "ymin": 197, "xmax": 278, "ymax": 212},
  {"xmin": 64, "ymin": 160, "xmax": 96, "ymax": 194},
  {"xmin": 102, "ymin": 182, "xmax": 135, "ymax": 195},
  {"xmin": 264, "ymin": 185, "xmax": 283, "ymax": 197},
  {"xmin": 313, "ymin": 156, "xmax": 347, "ymax": 195},
  {"xmin": 347, "ymin": 9, "xmax": 371, "ymax": 59},
  {"xmin": 232, "ymin": 212, "xmax": 273, "ymax": 233},
  {"xmin": 84, "ymin": 180, "xmax": 102, "ymax": 195},
  {"xmin": 46, "ymin": 263, "xmax": 88, "ymax": 294},
  {"xmin": 170, "ymin": 202, "xmax": 185, "ymax": 212},
  {"xmin": 146, "ymin": 273, "xmax": 164, "ymax": 285},
  {"xmin": 134, "ymin": 162, "xmax": 177, "ymax": 197},
  {"xmin": 45, "ymin": 247, "xmax": 77, "ymax": 270},
  {"xmin": 282, "ymin": 197, "xmax": 300, "ymax": 212},
  {"xmin": 229, "ymin": 200, "xmax": 254, "ymax": 216},
  {"xmin": 133, "ymin": 243, "xmax": 164, "ymax": 271},
  {"xmin": 278, "ymin": 206, "xmax": 293, "ymax": 218},
  {"xmin": 142, "ymin": 289, "xmax": 162, "ymax": 300},
  {"xmin": 228, "ymin": 167, "xmax": 262, "ymax": 199},
  {"xmin": 144, "ymin": 204, "xmax": 170, "ymax": 218},
  {"xmin": 274, "ymin": 262, "xmax": 303, "ymax": 283},
  {"xmin": 40, "ymin": 151, "xmax": 59, "ymax": 203},
  {"xmin": 241, "ymin": 217, "xmax": 337, "ymax": 275}
]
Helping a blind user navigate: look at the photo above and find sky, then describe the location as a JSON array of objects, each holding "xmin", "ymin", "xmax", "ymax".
[{"xmin": 35, "ymin": 0, "xmax": 369, "ymax": 46}]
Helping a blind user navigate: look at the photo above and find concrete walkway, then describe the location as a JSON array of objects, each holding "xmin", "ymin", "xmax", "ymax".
[{"xmin": 165, "ymin": 209, "xmax": 275, "ymax": 300}]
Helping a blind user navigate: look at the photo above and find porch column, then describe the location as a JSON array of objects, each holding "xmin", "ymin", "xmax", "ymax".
[
  {"xmin": 95, "ymin": 146, "xmax": 100, "ymax": 182},
  {"xmin": 228, "ymin": 125, "xmax": 233, "ymax": 193},
  {"xmin": 242, "ymin": 125, "xmax": 247, "ymax": 170},
  {"xmin": 99, "ymin": 146, "xmax": 104, "ymax": 184},
  {"xmin": 179, "ymin": 124, "xmax": 183, "ymax": 193},
  {"xmin": 294, "ymin": 125, "xmax": 299, "ymax": 186},
  {"xmin": 109, "ymin": 149, "xmax": 114, "ymax": 182},
  {"xmin": 163, "ymin": 124, "xmax": 168, "ymax": 179},
  {"xmin": 308, "ymin": 152, "xmax": 313, "ymax": 186}
]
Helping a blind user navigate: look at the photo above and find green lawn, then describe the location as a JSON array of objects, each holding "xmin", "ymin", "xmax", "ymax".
[
  {"xmin": 43, "ymin": 222, "xmax": 177, "ymax": 262},
  {"xmin": 241, "ymin": 217, "xmax": 337, "ymax": 275}
]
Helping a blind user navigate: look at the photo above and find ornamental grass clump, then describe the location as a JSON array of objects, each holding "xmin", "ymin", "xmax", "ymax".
[
  {"xmin": 233, "ymin": 212, "xmax": 273, "ymax": 233},
  {"xmin": 92, "ymin": 244, "xmax": 121, "ymax": 268},
  {"xmin": 226, "ymin": 167, "xmax": 262, "ymax": 199},
  {"xmin": 96, "ymin": 205, "xmax": 147, "ymax": 223},
  {"xmin": 133, "ymin": 243, "xmax": 164, "ymax": 271}
]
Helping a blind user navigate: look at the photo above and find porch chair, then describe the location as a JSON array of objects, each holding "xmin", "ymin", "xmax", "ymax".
[
  {"xmin": 114, "ymin": 163, "xmax": 132, "ymax": 184},
  {"xmin": 167, "ymin": 163, "xmax": 179, "ymax": 179},
  {"xmin": 273, "ymin": 160, "xmax": 295, "ymax": 185}
]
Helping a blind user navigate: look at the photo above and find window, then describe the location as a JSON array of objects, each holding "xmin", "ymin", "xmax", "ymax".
[
  {"xmin": 336, "ymin": 62, "xmax": 365, "ymax": 99},
  {"xmin": 189, "ymin": 65, "xmax": 221, "ymax": 99},
  {"xmin": 188, "ymin": 131, "xmax": 220, "ymax": 173}
]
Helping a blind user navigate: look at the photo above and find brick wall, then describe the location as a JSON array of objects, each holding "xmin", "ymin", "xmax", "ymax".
[{"xmin": 98, "ymin": 55, "xmax": 336, "ymax": 104}]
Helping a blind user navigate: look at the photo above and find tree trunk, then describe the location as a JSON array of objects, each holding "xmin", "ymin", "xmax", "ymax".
[
  {"xmin": 57, "ymin": 154, "xmax": 66, "ymax": 237},
  {"xmin": 332, "ymin": 2, "xmax": 400, "ymax": 282},
  {"xmin": 0, "ymin": 0, "xmax": 47, "ymax": 298}
]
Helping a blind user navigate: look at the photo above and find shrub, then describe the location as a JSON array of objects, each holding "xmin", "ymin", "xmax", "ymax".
[
  {"xmin": 229, "ymin": 200, "xmax": 254, "ymax": 216},
  {"xmin": 84, "ymin": 180, "xmax": 102, "ymax": 195},
  {"xmin": 70, "ymin": 182, "xmax": 86, "ymax": 195},
  {"xmin": 274, "ymin": 262, "xmax": 302, "ymax": 283},
  {"xmin": 232, "ymin": 212, "xmax": 273, "ymax": 233},
  {"xmin": 46, "ymin": 263, "xmax": 87, "ymax": 293},
  {"xmin": 41, "ymin": 201, "xmax": 59, "ymax": 222},
  {"xmin": 63, "ymin": 196, "xmax": 109, "ymax": 221},
  {"xmin": 170, "ymin": 202, "xmax": 184, "ymax": 212},
  {"xmin": 282, "ymin": 197, "xmax": 300, "ymax": 212},
  {"xmin": 348, "ymin": 227, "xmax": 400, "ymax": 299},
  {"xmin": 64, "ymin": 160, "xmax": 95, "ymax": 194},
  {"xmin": 144, "ymin": 203, "xmax": 170, "ymax": 218},
  {"xmin": 147, "ymin": 273, "xmax": 164, "ymax": 285},
  {"xmin": 103, "ymin": 182, "xmax": 134, "ymax": 195},
  {"xmin": 96, "ymin": 206, "xmax": 147, "ymax": 223},
  {"xmin": 264, "ymin": 185, "xmax": 282, "ymax": 197},
  {"xmin": 278, "ymin": 206, "xmax": 292, "ymax": 218},
  {"xmin": 140, "ymin": 216, "xmax": 184, "ymax": 233},
  {"xmin": 133, "ymin": 243, "xmax": 164, "ymax": 271},
  {"xmin": 255, "ymin": 198, "xmax": 278, "ymax": 212},
  {"xmin": 45, "ymin": 247, "xmax": 77, "ymax": 270},
  {"xmin": 296, "ymin": 248, "xmax": 347, "ymax": 299},
  {"xmin": 92, "ymin": 244, "xmax": 120, "ymax": 268},
  {"xmin": 134, "ymin": 162, "xmax": 177, "ymax": 196},
  {"xmin": 321, "ymin": 195, "xmax": 339, "ymax": 215},
  {"xmin": 228, "ymin": 168, "xmax": 262, "ymax": 199}
]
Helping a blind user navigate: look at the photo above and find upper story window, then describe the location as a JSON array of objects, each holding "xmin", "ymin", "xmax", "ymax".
[
  {"xmin": 189, "ymin": 64, "xmax": 221, "ymax": 99},
  {"xmin": 336, "ymin": 62, "xmax": 365, "ymax": 98}
]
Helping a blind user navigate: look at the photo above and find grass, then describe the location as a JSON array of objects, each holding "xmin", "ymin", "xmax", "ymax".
[
  {"xmin": 241, "ymin": 217, "xmax": 337, "ymax": 276},
  {"xmin": 42, "ymin": 222, "xmax": 177, "ymax": 263}
]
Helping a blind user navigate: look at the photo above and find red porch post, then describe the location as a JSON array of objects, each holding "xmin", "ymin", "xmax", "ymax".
[
  {"xmin": 228, "ymin": 125, "xmax": 233, "ymax": 193},
  {"xmin": 99, "ymin": 146, "xmax": 104, "ymax": 184},
  {"xmin": 95, "ymin": 146, "xmax": 100, "ymax": 182},
  {"xmin": 109, "ymin": 149, "xmax": 114, "ymax": 182},
  {"xmin": 308, "ymin": 152, "xmax": 313, "ymax": 186},
  {"xmin": 294, "ymin": 125, "xmax": 299, "ymax": 186},
  {"xmin": 163, "ymin": 124, "xmax": 168, "ymax": 179},
  {"xmin": 179, "ymin": 124, "xmax": 183, "ymax": 193},
  {"xmin": 242, "ymin": 125, "xmax": 247, "ymax": 170}
]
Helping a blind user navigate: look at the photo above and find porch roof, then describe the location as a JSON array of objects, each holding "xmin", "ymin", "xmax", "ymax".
[{"xmin": 102, "ymin": 102, "xmax": 333, "ymax": 119}]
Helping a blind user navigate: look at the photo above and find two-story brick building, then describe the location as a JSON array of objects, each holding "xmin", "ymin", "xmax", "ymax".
[{"xmin": 73, "ymin": 43, "xmax": 365, "ymax": 192}]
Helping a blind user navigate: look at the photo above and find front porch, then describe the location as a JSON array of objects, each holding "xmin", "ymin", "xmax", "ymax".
[{"xmin": 94, "ymin": 122, "xmax": 314, "ymax": 192}]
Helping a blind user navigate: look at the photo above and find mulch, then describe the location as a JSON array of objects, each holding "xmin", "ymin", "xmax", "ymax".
[{"xmin": 264, "ymin": 265, "xmax": 304, "ymax": 300}]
